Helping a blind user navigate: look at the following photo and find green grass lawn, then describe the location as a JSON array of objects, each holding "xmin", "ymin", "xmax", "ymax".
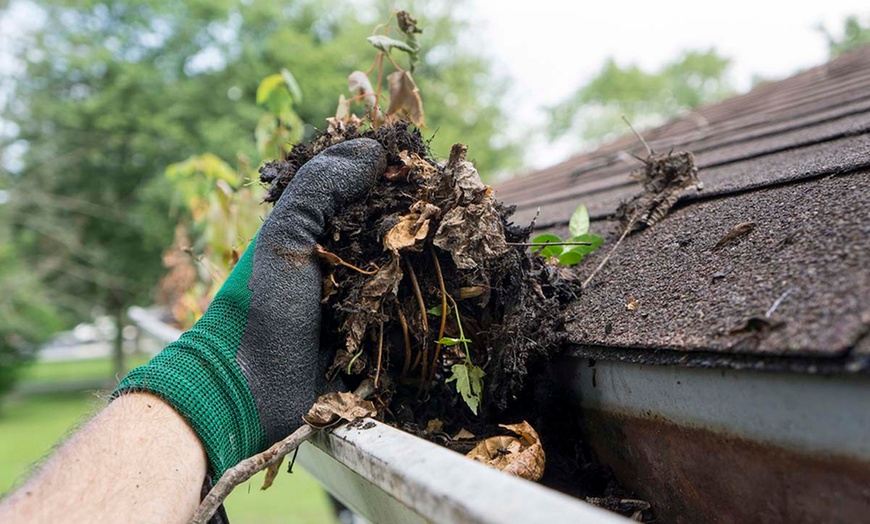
[
  {"xmin": 19, "ymin": 353, "xmax": 152, "ymax": 384},
  {"xmin": 1, "ymin": 359, "xmax": 335, "ymax": 523}
]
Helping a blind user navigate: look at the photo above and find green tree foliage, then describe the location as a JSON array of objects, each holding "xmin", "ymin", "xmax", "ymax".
[
  {"xmin": 0, "ymin": 191, "xmax": 63, "ymax": 401},
  {"xmin": 0, "ymin": 0, "xmax": 517, "ymax": 373},
  {"xmin": 548, "ymin": 49, "xmax": 734, "ymax": 145},
  {"xmin": 819, "ymin": 15, "xmax": 870, "ymax": 57}
]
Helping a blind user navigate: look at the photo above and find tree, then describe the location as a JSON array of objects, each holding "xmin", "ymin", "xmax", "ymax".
[
  {"xmin": 819, "ymin": 15, "xmax": 870, "ymax": 57},
  {"xmin": 1, "ymin": 0, "xmax": 517, "ymax": 375},
  {"xmin": 548, "ymin": 49, "xmax": 734, "ymax": 146},
  {"xmin": 0, "ymin": 184, "xmax": 63, "ymax": 403}
]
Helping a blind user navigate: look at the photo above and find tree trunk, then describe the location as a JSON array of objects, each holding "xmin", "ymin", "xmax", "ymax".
[{"xmin": 112, "ymin": 301, "xmax": 126, "ymax": 380}]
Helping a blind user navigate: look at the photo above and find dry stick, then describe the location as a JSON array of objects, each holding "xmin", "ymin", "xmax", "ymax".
[
  {"xmin": 395, "ymin": 304, "xmax": 413, "ymax": 378},
  {"xmin": 581, "ymin": 214, "xmax": 638, "ymax": 290},
  {"xmin": 190, "ymin": 381, "xmax": 375, "ymax": 524},
  {"xmin": 427, "ymin": 245, "xmax": 449, "ymax": 386},
  {"xmin": 190, "ymin": 425, "xmax": 316, "ymax": 524},
  {"xmin": 374, "ymin": 314, "xmax": 385, "ymax": 389},
  {"xmin": 404, "ymin": 259, "xmax": 428, "ymax": 374}
]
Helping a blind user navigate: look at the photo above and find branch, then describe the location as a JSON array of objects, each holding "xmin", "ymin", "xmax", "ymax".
[
  {"xmin": 189, "ymin": 425, "xmax": 316, "ymax": 524},
  {"xmin": 189, "ymin": 380, "xmax": 375, "ymax": 524}
]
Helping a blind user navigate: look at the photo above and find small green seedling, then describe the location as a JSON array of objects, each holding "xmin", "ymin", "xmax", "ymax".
[
  {"xmin": 437, "ymin": 297, "xmax": 484, "ymax": 415},
  {"xmin": 530, "ymin": 204, "xmax": 604, "ymax": 265}
]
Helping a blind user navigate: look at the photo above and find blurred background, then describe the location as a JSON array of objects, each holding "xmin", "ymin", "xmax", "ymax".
[{"xmin": 0, "ymin": 0, "xmax": 867, "ymax": 521}]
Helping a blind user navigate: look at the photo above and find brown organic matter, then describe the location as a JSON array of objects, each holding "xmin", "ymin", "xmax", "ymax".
[
  {"xmin": 260, "ymin": 122, "xmax": 650, "ymax": 520},
  {"xmin": 261, "ymin": 123, "xmax": 576, "ymax": 420}
]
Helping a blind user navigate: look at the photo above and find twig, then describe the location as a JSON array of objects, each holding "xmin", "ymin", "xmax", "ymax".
[
  {"xmin": 190, "ymin": 381, "xmax": 375, "ymax": 524},
  {"xmin": 622, "ymin": 115, "xmax": 653, "ymax": 156},
  {"xmin": 581, "ymin": 215, "xmax": 637, "ymax": 290},
  {"xmin": 427, "ymin": 245, "xmax": 449, "ymax": 386},
  {"xmin": 190, "ymin": 425, "xmax": 316, "ymax": 524},
  {"xmin": 404, "ymin": 259, "xmax": 428, "ymax": 375},
  {"xmin": 396, "ymin": 303, "xmax": 413, "ymax": 378},
  {"xmin": 765, "ymin": 288, "xmax": 793, "ymax": 318},
  {"xmin": 374, "ymin": 312, "xmax": 385, "ymax": 389}
]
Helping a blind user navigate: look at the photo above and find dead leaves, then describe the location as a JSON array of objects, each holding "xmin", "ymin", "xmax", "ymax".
[
  {"xmin": 386, "ymin": 71, "xmax": 424, "ymax": 127},
  {"xmin": 432, "ymin": 145, "xmax": 508, "ymax": 270},
  {"xmin": 383, "ymin": 202, "xmax": 440, "ymax": 254},
  {"xmin": 303, "ymin": 391, "xmax": 377, "ymax": 428},
  {"xmin": 618, "ymin": 150, "xmax": 702, "ymax": 230},
  {"xmin": 467, "ymin": 421, "xmax": 545, "ymax": 481}
]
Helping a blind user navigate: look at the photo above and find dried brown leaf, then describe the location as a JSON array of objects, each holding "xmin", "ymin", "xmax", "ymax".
[
  {"xmin": 452, "ymin": 428, "xmax": 476, "ymax": 440},
  {"xmin": 386, "ymin": 71, "xmax": 424, "ymax": 126},
  {"xmin": 446, "ymin": 144, "xmax": 488, "ymax": 204},
  {"xmin": 425, "ymin": 419, "xmax": 444, "ymax": 435},
  {"xmin": 466, "ymin": 420, "xmax": 545, "ymax": 481},
  {"xmin": 261, "ymin": 455, "xmax": 284, "ymax": 491},
  {"xmin": 383, "ymin": 213, "xmax": 430, "ymax": 253},
  {"xmin": 399, "ymin": 150, "xmax": 436, "ymax": 180},
  {"xmin": 433, "ymin": 203, "xmax": 508, "ymax": 270},
  {"xmin": 303, "ymin": 391, "xmax": 377, "ymax": 428}
]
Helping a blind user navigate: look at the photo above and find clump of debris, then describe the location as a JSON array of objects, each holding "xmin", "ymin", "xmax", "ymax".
[
  {"xmin": 261, "ymin": 122, "xmax": 575, "ymax": 420},
  {"xmin": 260, "ymin": 122, "xmax": 663, "ymax": 521}
]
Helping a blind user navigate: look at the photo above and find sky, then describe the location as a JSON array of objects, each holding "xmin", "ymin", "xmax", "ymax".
[{"xmin": 463, "ymin": 0, "xmax": 870, "ymax": 171}]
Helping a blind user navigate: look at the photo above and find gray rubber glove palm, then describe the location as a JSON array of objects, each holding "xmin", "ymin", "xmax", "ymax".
[{"xmin": 116, "ymin": 138, "xmax": 386, "ymax": 477}]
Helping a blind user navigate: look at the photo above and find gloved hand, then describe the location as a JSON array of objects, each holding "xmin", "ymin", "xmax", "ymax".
[{"xmin": 115, "ymin": 138, "xmax": 387, "ymax": 478}]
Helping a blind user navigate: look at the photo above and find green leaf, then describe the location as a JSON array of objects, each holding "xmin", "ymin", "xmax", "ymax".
[
  {"xmin": 558, "ymin": 250, "xmax": 584, "ymax": 266},
  {"xmin": 256, "ymin": 74, "xmax": 285, "ymax": 105},
  {"xmin": 446, "ymin": 363, "xmax": 485, "ymax": 415},
  {"xmin": 367, "ymin": 35, "xmax": 417, "ymax": 55},
  {"xmin": 566, "ymin": 233, "xmax": 605, "ymax": 255},
  {"xmin": 530, "ymin": 233, "xmax": 563, "ymax": 258},
  {"xmin": 280, "ymin": 68, "xmax": 303, "ymax": 104},
  {"xmin": 569, "ymin": 204, "xmax": 590, "ymax": 237},
  {"xmin": 437, "ymin": 336, "xmax": 471, "ymax": 347},
  {"xmin": 427, "ymin": 304, "xmax": 451, "ymax": 317}
]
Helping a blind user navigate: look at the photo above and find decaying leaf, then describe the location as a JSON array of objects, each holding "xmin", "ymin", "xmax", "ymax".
[
  {"xmin": 322, "ymin": 271, "xmax": 338, "ymax": 303},
  {"xmin": 467, "ymin": 421, "xmax": 545, "ymax": 481},
  {"xmin": 445, "ymin": 144, "xmax": 488, "ymax": 204},
  {"xmin": 386, "ymin": 70, "xmax": 424, "ymax": 126},
  {"xmin": 261, "ymin": 456, "xmax": 284, "ymax": 491},
  {"xmin": 425, "ymin": 418, "xmax": 444, "ymax": 435},
  {"xmin": 452, "ymin": 428, "xmax": 476, "ymax": 440},
  {"xmin": 342, "ymin": 257, "xmax": 402, "ymax": 353},
  {"xmin": 303, "ymin": 391, "xmax": 377, "ymax": 428},
  {"xmin": 618, "ymin": 150, "xmax": 702, "ymax": 229},
  {"xmin": 399, "ymin": 150, "xmax": 436, "ymax": 180},
  {"xmin": 347, "ymin": 71, "xmax": 378, "ymax": 113},
  {"xmin": 384, "ymin": 213, "xmax": 431, "ymax": 253},
  {"xmin": 433, "ymin": 144, "xmax": 507, "ymax": 270},
  {"xmin": 434, "ymin": 203, "xmax": 508, "ymax": 270}
]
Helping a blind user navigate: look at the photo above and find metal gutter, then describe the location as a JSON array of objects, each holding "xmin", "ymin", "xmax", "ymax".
[
  {"xmin": 127, "ymin": 307, "xmax": 629, "ymax": 523},
  {"xmin": 559, "ymin": 356, "xmax": 870, "ymax": 523},
  {"xmin": 297, "ymin": 419, "xmax": 629, "ymax": 524}
]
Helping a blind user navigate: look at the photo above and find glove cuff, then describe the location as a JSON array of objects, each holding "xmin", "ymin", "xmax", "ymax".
[{"xmin": 113, "ymin": 243, "xmax": 266, "ymax": 478}]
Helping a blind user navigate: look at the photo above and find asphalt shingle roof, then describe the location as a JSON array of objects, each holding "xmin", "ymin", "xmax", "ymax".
[{"xmin": 495, "ymin": 46, "xmax": 870, "ymax": 370}]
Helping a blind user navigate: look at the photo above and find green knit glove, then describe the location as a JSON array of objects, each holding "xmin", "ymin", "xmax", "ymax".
[{"xmin": 115, "ymin": 139, "xmax": 386, "ymax": 477}]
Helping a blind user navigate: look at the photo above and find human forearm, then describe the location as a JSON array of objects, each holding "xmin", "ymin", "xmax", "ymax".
[{"xmin": 0, "ymin": 393, "xmax": 206, "ymax": 524}]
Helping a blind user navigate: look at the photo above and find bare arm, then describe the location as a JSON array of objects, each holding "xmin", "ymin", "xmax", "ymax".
[{"xmin": 0, "ymin": 393, "xmax": 207, "ymax": 524}]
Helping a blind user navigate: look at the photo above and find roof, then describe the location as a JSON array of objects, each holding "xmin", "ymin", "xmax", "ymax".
[{"xmin": 495, "ymin": 46, "xmax": 870, "ymax": 371}]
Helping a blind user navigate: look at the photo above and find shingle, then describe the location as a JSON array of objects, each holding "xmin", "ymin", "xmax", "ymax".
[{"xmin": 495, "ymin": 46, "xmax": 870, "ymax": 362}]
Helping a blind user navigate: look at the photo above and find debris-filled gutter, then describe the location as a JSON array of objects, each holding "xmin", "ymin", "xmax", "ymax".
[
  {"xmin": 296, "ymin": 418, "xmax": 628, "ymax": 524},
  {"xmin": 129, "ymin": 308, "xmax": 870, "ymax": 523},
  {"xmin": 127, "ymin": 308, "xmax": 628, "ymax": 523},
  {"xmin": 558, "ymin": 353, "xmax": 870, "ymax": 524}
]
